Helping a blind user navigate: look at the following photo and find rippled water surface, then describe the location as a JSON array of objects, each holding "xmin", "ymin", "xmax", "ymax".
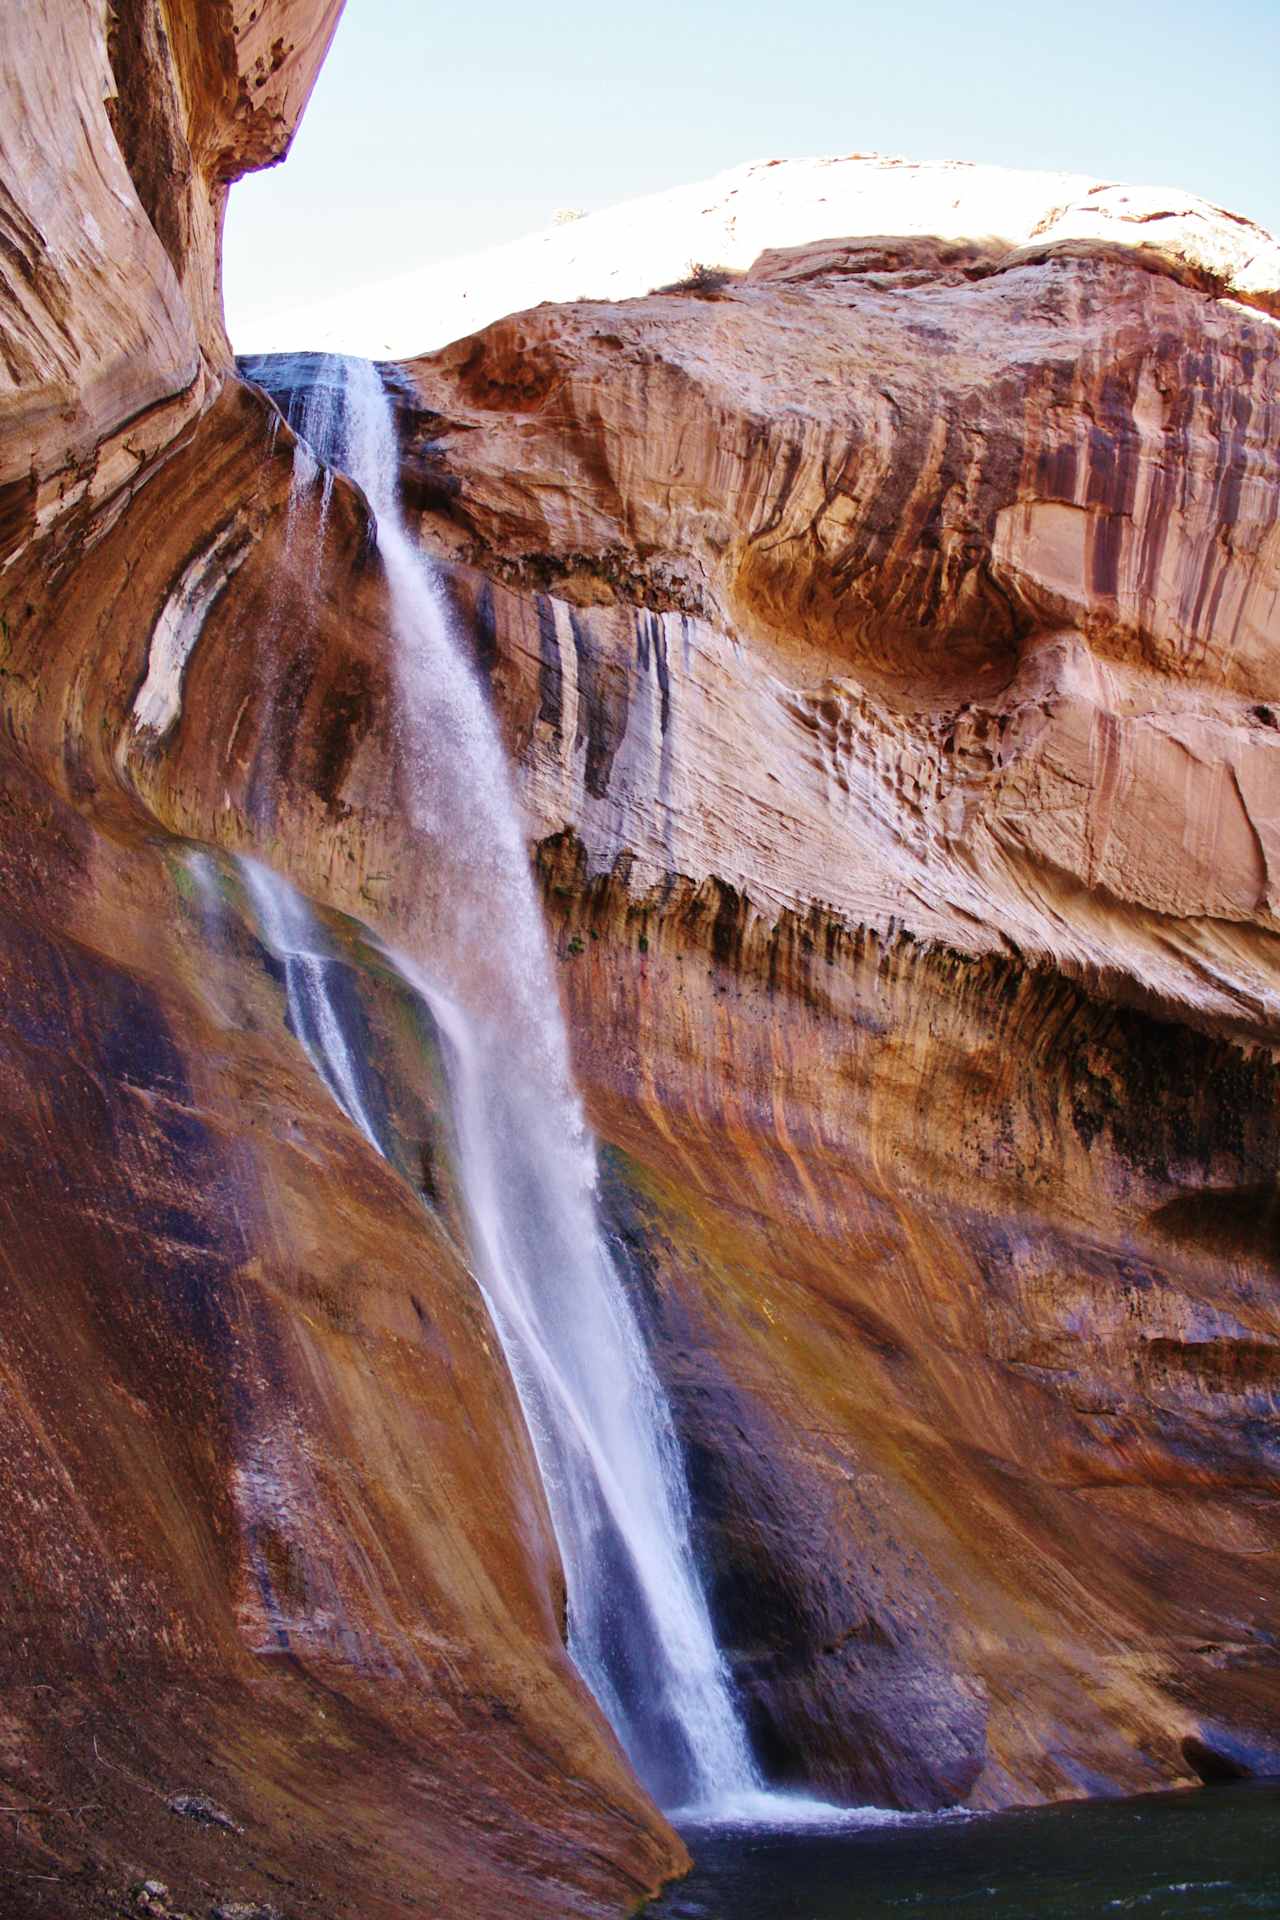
[{"xmin": 652, "ymin": 1783, "xmax": 1280, "ymax": 1918}]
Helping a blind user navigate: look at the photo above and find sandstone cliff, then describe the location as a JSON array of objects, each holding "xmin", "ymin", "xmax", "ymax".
[
  {"xmin": 2, "ymin": 3, "xmax": 1280, "ymax": 1914},
  {"xmin": 374, "ymin": 197, "xmax": 1280, "ymax": 1809},
  {"xmin": 0, "ymin": 5, "xmax": 681, "ymax": 1915},
  {"xmin": 375, "ymin": 205, "xmax": 1280, "ymax": 1806}
]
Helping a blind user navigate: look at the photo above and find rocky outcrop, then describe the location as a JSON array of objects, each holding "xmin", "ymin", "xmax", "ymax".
[
  {"xmin": 392, "ymin": 218, "xmax": 1280, "ymax": 1028},
  {"xmin": 236, "ymin": 150, "xmax": 1280, "ymax": 356},
  {"xmin": 1, "ymin": 0, "xmax": 343, "ymax": 541},
  {"xmin": 3, "ymin": 1, "xmax": 1280, "ymax": 1906},
  {"xmin": 0, "ymin": 765, "xmax": 676, "ymax": 1915}
]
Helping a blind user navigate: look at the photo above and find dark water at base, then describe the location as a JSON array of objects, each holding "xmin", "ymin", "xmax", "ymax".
[{"xmin": 652, "ymin": 1783, "xmax": 1280, "ymax": 1918}]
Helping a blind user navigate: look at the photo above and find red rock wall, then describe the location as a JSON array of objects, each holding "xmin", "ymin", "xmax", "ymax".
[{"xmin": 0, "ymin": 7, "xmax": 683, "ymax": 1913}]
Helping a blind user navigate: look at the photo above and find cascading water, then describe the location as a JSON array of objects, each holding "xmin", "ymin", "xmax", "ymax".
[
  {"xmin": 238, "ymin": 853, "xmax": 383, "ymax": 1156},
  {"xmin": 260, "ymin": 351, "xmax": 762, "ymax": 1814}
]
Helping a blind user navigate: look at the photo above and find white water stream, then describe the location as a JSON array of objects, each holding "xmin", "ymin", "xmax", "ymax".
[
  {"xmin": 249, "ymin": 351, "xmax": 764, "ymax": 1814},
  {"xmin": 238, "ymin": 852, "xmax": 383, "ymax": 1156}
]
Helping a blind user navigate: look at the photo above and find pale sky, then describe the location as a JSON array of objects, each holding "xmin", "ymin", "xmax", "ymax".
[{"xmin": 223, "ymin": 0, "xmax": 1279, "ymax": 335}]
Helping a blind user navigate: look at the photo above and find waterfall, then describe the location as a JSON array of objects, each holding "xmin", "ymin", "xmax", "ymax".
[
  {"xmin": 238, "ymin": 852, "xmax": 383, "ymax": 1157},
  {"xmin": 256, "ymin": 351, "xmax": 761, "ymax": 1814}
]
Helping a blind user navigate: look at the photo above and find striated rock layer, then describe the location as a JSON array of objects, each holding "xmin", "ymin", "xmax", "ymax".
[{"xmin": 3, "ymin": 0, "xmax": 1280, "ymax": 1909}]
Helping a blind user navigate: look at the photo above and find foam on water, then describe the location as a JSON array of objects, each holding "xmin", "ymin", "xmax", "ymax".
[{"xmin": 676, "ymin": 1788, "xmax": 927, "ymax": 1831}]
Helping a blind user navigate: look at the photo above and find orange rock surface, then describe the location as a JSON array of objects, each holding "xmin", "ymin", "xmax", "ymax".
[{"xmin": 0, "ymin": 4, "xmax": 681, "ymax": 1914}]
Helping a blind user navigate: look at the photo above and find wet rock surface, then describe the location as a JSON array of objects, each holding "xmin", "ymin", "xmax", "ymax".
[{"xmin": 546, "ymin": 835, "xmax": 1280, "ymax": 1807}]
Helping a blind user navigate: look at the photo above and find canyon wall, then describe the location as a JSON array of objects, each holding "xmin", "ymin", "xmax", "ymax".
[
  {"xmin": 0, "ymin": 5, "xmax": 681, "ymax": 1915},
  {"xmin": 379, "ymin": 212, "xmax": 1280, "ymax": 1808},
  {"xmin": 2, "ymin": 0, "xmax": 1279, "ymax": 1912}
]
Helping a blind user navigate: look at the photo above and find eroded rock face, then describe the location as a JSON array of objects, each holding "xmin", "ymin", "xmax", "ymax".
[
  {"xmin": 389, "ymin": 222, "xmax": 1280, "ymax": 1027},
  {"xmin": 1, "ymin": 0, "xmax": 343, "ymax": 526}
]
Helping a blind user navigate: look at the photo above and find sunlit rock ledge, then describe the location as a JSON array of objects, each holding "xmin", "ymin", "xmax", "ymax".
[{"xmin": 233, "ymin": 149, "xmax": 1280, "ymax": 357}]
